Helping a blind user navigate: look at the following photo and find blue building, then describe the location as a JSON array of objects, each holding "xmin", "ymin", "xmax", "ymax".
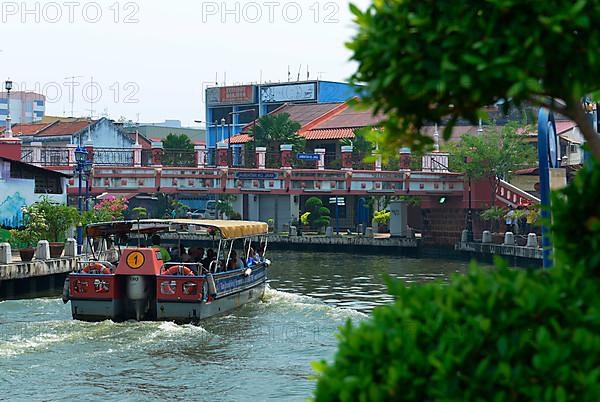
[{"xmin": 205, "ymin": 80, "xmax": 357, "ymax": 150}]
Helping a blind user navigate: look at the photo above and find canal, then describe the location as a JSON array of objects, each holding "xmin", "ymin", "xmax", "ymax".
[{"xmin": 0, "ymin": 251, "xmax": 468, "ymax": 401}]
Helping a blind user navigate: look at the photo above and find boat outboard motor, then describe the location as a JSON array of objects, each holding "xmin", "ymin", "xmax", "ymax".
[{"xmin": 127, "ymin": 275, "xmax": 150, "ymax": 321}]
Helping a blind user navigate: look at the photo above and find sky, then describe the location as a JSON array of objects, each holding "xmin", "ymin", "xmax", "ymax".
[{"xmin": 1, "ymin": 0, "xmax": 370, "ymax": 127}]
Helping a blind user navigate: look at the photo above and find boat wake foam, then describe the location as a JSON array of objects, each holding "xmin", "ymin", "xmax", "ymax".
[{"xmin": 261, "ymin": 286, "xmax": 367, "ymax": 320}]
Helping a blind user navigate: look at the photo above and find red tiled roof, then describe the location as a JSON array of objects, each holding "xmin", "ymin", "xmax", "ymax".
[
  {"xmin": 227, "ymin": 134, "xmax": 253, "ymax": 144},
  {"xmin": 302, "ymin": 128, "xmax": 356, "ymax": 140},
  {"xmin": 10, "ymin": 122, "xmax": 53, "ymax": 136},
  {"xmin": 36, "ymin": 120, "xmax": 95, "ymax": 137},
  {"xmin": 555, "ymin": 120, "xmax": 577, "ymax": 134},
  {"xmin": 312, "ymin": 108, "xmax": 384, "ymax": 130}
]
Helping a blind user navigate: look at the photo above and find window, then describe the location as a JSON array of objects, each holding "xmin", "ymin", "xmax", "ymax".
[
  {"xmin": 34, "ymin": 100, "xmax": 45, "ymax": 107},
  {"xmin": 34, "ymin": 175, "xmax": 63, "ymax": 194},
  {"xmin": 0, "ymin": 110, "xmax": 7, "ymax": 115},
  {"xmin": 570, "ymin": 144, "xmax": 578, "ymax": 153}
]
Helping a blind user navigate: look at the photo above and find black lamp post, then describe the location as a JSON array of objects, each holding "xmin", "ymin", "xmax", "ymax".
[
  {"xmin": 74, "ymin": 146, "xmax": 88, "ymax": 253},
  {"xmin": 83, "ymin": 161, "xmax": 93, "ymax": 212},
  {"xmin": 465, "ymin": 155, "xmax": 474, "ymax": 242}
]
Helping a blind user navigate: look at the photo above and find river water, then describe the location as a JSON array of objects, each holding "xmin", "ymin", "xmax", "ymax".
[{"xmin": 0, "ymin": 251, "xmax": 468, "ymax": 402}]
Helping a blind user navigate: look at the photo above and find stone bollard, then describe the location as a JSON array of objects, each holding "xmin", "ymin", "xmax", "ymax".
[
  {"xmin": 0, "ymin": 243, "xmax": 12, "ymax": 264},
  {"xmin": 365, "ymin": 227, "xmax": 374, "ymax": 238},
  {"xmin": 482, "ymin": 231, "xmax": 492, "ymax": 244},
  {"xmin": 64, "ymin": 238, "xmax": 77, "ymax": 257},
  {"xmin": 36, "ymin": 240, "xmax": 50, "ymax": 260},
  {"xmin": 358, "ymin": 224, "xmax": 364, "ymax": 237},
  {"xmin": 504, "ymin": 232, "xmax": 515, "ymax": 246},
  {"xmin": 526, "ymin": 233, "xmax": 538, "ymax": 248},
  {"xmin": 461, "ymin": 230, "xmax": 469, "ymax": 243},
  {"xmin": 290, "ymin": 226, "xmax": 297, "ymax": 237},
  {"xmin": 325, "ymin": 227, "xmax": 333, "ymax": 237}
]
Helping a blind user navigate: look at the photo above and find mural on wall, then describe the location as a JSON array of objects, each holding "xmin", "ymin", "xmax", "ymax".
[
  {"xmin": 0, "ymin": 192, "xmax": 27, "ymax": 227},
  {"xmin": 0, "ymin": 178, "xmax": 66, "ymax": 228}
]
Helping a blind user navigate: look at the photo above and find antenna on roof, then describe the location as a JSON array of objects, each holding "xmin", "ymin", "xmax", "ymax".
[
  {"xmin": 297, "ymin": 64, "xmax": 302, "ymax": 82},
  {"xmin": 215, "ymin": 72, "xmax": 218, "ymax": 86},
  {"xmin": 259, "ymin": 69, "xmax": 263, "ymax": 84},
  {"xmin": 307, "ymin": 65, "xmax": 310, "ymax": 81},
  {"xmin": 224, "ymin": 71, "xmax": 227, "ymax": 86},
  {"xmin": 288, "ymin": 66, "xmax": 291, "ymax": 82},
  {"xmin": 65, "ymin": 75, "xmax": 83, "ymax": 117}
]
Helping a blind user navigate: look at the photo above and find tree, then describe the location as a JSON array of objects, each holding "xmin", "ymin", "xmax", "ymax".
[
  {"xmin": 348, "ymin": 0, "xmax": 600, "ymax": 159},
  {"xmin": 448, "ymin": 123, "xmax": 536, "ymax": 205},
  {"xmin": 162, "ymin": 133, "xmax": 194, "ymax": 166},
  {"xmin": 248, "ymin": 113, "xmax": 304, "ymax": 166},
  {"xmin": 303, "ymin": 197, "xmax": 331, "ymax": 231}
]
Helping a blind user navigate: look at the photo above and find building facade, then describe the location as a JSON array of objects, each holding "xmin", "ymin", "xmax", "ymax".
[
  {"xmin": 0, "ymin": 91, "xmax": 45, "ymax": 124},
  {"xmin": 205, "ymin": 80, "xmax": 357, "ymax": 150}
]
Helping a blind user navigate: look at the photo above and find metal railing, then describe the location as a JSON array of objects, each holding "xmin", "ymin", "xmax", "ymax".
[{"xmin": 94, "ymin": 148, "xmax": 134, "ymax": 166}]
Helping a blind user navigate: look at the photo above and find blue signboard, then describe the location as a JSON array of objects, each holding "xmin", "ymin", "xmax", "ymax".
[
  {"xmin": 234, "ymin": 172, "xmax": 278, "ymax": 180},
  {"xmin": 297, "ymin": 153, "xmax": 320, "ymax": 161}
]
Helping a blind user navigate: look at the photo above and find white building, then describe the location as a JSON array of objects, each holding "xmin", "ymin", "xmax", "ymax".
[{"xmin": 0, "ymin": 91, "xmax": 45, "ymax": 124}]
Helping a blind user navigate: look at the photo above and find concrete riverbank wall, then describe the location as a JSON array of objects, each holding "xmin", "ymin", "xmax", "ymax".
[
  {"xmin": 0, "ymin": 240, "xmax": 79, "ymax": 300},
  {"xmin": 0, "ymin": 258, "xmax": 77, "ymax": 300}
]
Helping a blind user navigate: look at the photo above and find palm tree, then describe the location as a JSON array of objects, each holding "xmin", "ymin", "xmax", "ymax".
[{"xmin": 248, "ymin": 113, "xmax": 305, "ymax": 166}]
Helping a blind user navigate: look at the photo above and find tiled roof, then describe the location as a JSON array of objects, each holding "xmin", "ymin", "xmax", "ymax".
[
  {"xmin": 555, "ymin": 120, "xmax": 577, "ymax": 134},
  {"xmin": 8, "ymin": 123, "xmax": 52, "ymax": 136},
  {"xmin": 268, "ymin": 103, "xmax": 344, "ymax": 127},
  {"xmin": 302, "ymin": 128, "xmax": 356, "ymax": 140},
  {"xmin": 225, "ymin": 134, "xmax": 253, "ymax": 144},
  {"xmin": 35, "ymin": 120, "xmax": 95, "ymax": 137},
  {"xmin": 312, "ymin": 108, "xmax": 384, "ymax": 130}
]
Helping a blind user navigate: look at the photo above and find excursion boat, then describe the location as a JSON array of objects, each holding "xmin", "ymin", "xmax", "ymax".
[{"xmin": 63, "ymin": 219, "xmax": 270, "ymax": 323}]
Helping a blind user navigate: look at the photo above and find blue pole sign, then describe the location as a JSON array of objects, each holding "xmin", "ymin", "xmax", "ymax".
[
  {"xmin": 297, "ymin": 153, "xmax": 320, "ymax": 161},
  {"xmin": 537, "ymin": 108, "xmax": 559, "ymax": 269}
]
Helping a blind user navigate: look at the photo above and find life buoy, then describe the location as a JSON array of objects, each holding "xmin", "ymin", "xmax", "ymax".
[
  {"xmin": 161, "ymin": 265, "xmax": 195, "ymax": 276},
  {"xmin": 82, "ymin": 262, "xmax": 111, "ymax": 275}
]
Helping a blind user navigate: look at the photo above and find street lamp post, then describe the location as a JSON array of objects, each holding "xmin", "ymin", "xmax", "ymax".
[
  {"xmin": 4, "ymin": 79, "xmax": 13, "ymax": 137},
  {"xmin": 74, "ymin": 147, "xmax": 88, "ymax": 254},
  {"xmin": 83, "ymin": 161, "xmax": 93, "ymax": 212}
]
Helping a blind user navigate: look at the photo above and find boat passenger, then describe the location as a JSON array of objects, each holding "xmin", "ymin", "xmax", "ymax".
[
  {"xmin": 189, "ymin": 247, "xmax": 203, "ymax": 263},
  {"xmin": 151, "ymin": 235, "xmax": 171, "ymax": 263},
  {"xmin": 179, "ymin": 245, "xmax": 192, "ymax": 263},
  {"xmin": 202, "ymin": 249, "xmax": 216, "ymax": 271},
  {"xmin": 227, "ymin": 250, "xmax": 245, "ymax": 271},
  {"xmin": 246, "ymin": 247, "xmax": 258, "ymax": 267}
]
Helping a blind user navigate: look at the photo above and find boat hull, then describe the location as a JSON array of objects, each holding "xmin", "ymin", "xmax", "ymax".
[
  {"xmin": 69, "ymin": 265, "xmax": 268, "ymax": 323},
  {"xmin": 156, "ymin": 281, "xmax": 266, "ymax": 322}
]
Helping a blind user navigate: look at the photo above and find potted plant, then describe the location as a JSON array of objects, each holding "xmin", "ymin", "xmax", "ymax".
[
  {"xmin": 373, "ymin": 210, "xmax": 391, "ymax": 233},
  {"xmin": 35, "ymin": 197, "xmax": 79, "ymax": 258},
  {"xmin": 10, "ymin": 207, "xmax": 48, "ymax": 262}
]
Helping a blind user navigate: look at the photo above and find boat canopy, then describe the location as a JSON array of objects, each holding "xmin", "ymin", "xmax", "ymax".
[{"xmin": 85, "ymin": 219, "xmax": 269, "ymax": 239}]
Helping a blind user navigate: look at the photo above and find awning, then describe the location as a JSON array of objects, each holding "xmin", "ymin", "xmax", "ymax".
[{"xmin": 86, "ymin": 219, "xmax": 268, "ymax": 239}]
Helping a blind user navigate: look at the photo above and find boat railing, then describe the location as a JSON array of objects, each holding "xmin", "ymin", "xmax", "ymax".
[
  {"xmin": 161, "ymin": 262, "xmax": 208, "ymax": 276},
  {"xmin": 76, "ymin": 260, "xmax": 116, "ymax": 273}
]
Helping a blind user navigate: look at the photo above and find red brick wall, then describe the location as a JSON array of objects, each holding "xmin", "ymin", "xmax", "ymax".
[{"xmin": 421, "ymin": 208, "xmax": 466, "ymax": 247}]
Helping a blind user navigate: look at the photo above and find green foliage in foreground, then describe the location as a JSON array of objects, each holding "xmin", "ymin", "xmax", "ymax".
[
  {"xmin": 347, "ymin": 0, "xmax": 600, "ymax": 158},
  {"xmin": 314, "ymin": 262, "xmax": 600, "ymax": 401},
  {"xmin": 313, "ymin": 161, "xmax": 600, "ymax": 401}
]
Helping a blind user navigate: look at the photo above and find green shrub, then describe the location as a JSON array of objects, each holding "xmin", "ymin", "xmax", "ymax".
[
  {"xmin": 314, "ymin": 260, "xmax": 600, "ymax": 401},
  {"xmin": 313, "ymin": 161, "xmax": 600, "ymax": 401},
  {"xmin": 304, "ymin": 197, "xmax": 331, "ymax": 230}
]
